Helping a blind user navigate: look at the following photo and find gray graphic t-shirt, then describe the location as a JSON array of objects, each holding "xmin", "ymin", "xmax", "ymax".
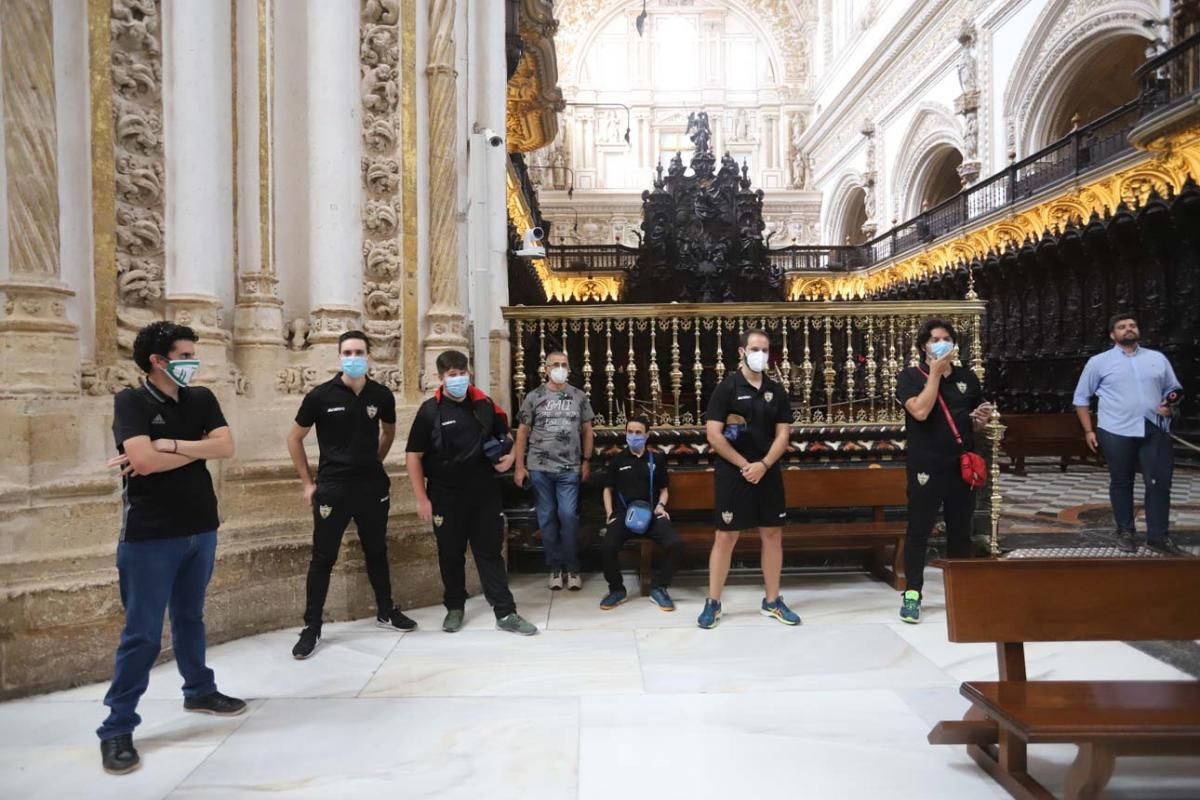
[{"xmin": 518, "ymin": 384, "xmax": 595, "ymax": 472}]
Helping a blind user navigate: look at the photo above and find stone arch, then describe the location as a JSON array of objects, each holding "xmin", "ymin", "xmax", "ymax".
[
  {"xmin": 893, "ymin": 104, "xmax": 965, "ymax": 219},
  {"xmin": 1003, "ymin": 0, "xmax": 1157, "ymax": 158},
  {"xmin": 825, "ymin": 172, "xmax": 869, "ymax": 246}
]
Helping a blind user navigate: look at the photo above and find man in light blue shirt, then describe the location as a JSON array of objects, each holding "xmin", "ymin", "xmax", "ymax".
[{"xmin": 1073, "ymin": 313, "xmax": 1185, "ymax": 554}]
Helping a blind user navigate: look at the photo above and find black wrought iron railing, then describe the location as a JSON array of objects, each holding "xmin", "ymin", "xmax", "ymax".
[
  {"xmin": 1136, "ymin": 30, "xmax": 1200, "ymax": 116},
  {"xmin": 766, "ymin": 245, "xmax": 865, "ymax": 272},
  {"xmin": 544, "ymin": 244, "xmax": 639, "ymax": 274}
]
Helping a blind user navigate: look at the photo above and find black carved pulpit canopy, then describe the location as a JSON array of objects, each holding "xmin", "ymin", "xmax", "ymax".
[{"xmin": 626, "ymin": 110, "xmax": 784, "ymax": 304}]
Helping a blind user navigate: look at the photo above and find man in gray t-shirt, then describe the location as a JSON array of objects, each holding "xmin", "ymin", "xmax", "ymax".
[{"xmin": 515, "ymin": 351, "xmax": 595, "ymax": 591}]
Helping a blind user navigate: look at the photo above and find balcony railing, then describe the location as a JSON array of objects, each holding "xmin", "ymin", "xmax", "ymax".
[
  {"xmin": 503, "ymin": 300, "xmax": 986, "ymax": 429},
  {"xmin": 1136, "ymin": 30, "xmax": 1200, "ymax": 117}
]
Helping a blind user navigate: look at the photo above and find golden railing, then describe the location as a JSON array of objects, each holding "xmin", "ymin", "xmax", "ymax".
[{"xmin": 502, "ymin": 300, "xmax": 986, "ymax": 428}]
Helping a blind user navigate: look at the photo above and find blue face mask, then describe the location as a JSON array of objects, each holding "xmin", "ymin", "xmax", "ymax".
[
  {"xmin": 626, "ymin": 433, "xmax": 647, "ymax": 452},
  {"xmin": 929, "ymin": 340, "xmax": 954, "ymax": 360},
  {"xmin": 341, "ymin": 355, "xmax": 368, "ymax": 379},
  {"xmin": 444, "ymin": 374, "xmax": 470, "ymax": 399}
]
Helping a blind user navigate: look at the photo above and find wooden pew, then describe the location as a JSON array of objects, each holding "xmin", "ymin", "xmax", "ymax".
[
  {"xmin": 927, "ymin": 558, "xmax": 1200, "ymax": 799},
  {"xmin": 626, "ymin": 466, "xmax": 909, "ymax": 596},
  {"xmin": 1001, "ymin": 413, "xmax": 1104, "ymax": 475}
]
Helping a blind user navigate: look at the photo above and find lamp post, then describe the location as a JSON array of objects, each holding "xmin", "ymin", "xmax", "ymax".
[{"xmin": 986, "ymin": 408, "xmax": 1007, "ymax": 557}]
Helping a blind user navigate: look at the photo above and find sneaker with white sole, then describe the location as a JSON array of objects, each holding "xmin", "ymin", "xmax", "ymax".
[
  {"xmin": 292, "ymin": 626, "xmax": 321, "ymax": 659},
  {"xmin": 548, "ymin": 571, "xmax": 564, "ymax": 590},
  {"xmin": 566, "ymin": 572, "xmax": 583, "ymax": 591}
]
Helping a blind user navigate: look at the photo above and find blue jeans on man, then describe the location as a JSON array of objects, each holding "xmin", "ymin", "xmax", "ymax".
[
  {"xmin": 530, "ymin": 470, "xmax": 581, "ymax": 572},
  {"xmin": 1097, "ymin": 420, "xmax": 1174, "ymax": 542},
  {"xmin": 97, "ymin": 530, "xmax": 220, "ymax": 740}
]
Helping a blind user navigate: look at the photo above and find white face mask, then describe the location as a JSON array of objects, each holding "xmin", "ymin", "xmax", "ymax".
[
  {"xmin": 745, "ymin": 350, "xmax": 769, "ymax": 373},
  {"xmin": 549, "ymin": 366, "xmax": 569, "ymax": 385}
]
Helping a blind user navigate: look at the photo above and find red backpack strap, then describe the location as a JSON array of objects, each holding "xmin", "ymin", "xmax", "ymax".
[{"xmin": 916, "ymin": 366, "xmax": 964, "ymax": 446}]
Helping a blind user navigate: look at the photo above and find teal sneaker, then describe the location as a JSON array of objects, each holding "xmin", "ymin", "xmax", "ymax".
[
  {"xmin": 697, "ymin": 598, "xmax": 721, "ymax": 629},
  {"xmin": 649, "ymin": 586, "xmax": 675, "ymax": 612},
  {"xmin": 760, "ymin": 596, "xmax": 802, "ymax": 626},
  {"xmin": 442, "ymin": 608, "xmax": 465, "ymax": 633},
  {"xmin": 900, "ymin": 590, "xmax": 921, "ymax": 624},
  {"xmin": 600, "ymin": 587, "xmax": 627, "ymax": 610},
  {"xmin": 496, "ymin": 612, "xmax": 538, "ymax": 636}
]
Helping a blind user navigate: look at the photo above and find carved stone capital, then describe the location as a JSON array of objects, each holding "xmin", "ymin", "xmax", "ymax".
[
  {"xmin": 165, "ymin": 294, "xmax": 229, "ymax": 385},
  {"xmin": 308, "ymin": 305, "xmax": 364, "ymax": 344},
  {"xmin": 954, "ymin": 91, "xmax": 981, "ymax": 115},
  {"xmin": 421, "ymin": 304, "xmax": 468, "ymax": 390},
  {"xmin": 80, "ymin": 360, "xmax": 141, "ymax": 396},
  {"xmin": 0, "ymin": 281, "xmax": 79, "ymax": 396},
  {"xmin": 0, "ymin": 280, "xmax": 77, "ymax": 335}
]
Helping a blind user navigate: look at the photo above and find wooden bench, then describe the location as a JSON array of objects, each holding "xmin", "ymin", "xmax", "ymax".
[
  {"xmin": 928, "ymin": 558, "xmax": 1200, "ymax": 799},
  {"xmin": 1002, "ymin": 413, "xmax": 1104, "ymax": 475},
  {"xmin": 625, "ymin": 466, "xmax": 909, "ymax": 596}
]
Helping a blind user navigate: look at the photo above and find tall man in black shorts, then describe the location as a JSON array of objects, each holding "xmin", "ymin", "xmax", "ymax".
[
  {"xmin": 699, "ymin": 329, "xmax": 801, "ymax": 629},
  {"xmin": 286, "ymin": 330, "xmax": 416, "ymax": 659}
]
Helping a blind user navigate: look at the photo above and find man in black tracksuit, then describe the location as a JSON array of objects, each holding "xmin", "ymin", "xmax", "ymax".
[
  {"xmin": 895, "ymin": 317, "xmax": 992, "ymax": 624},
  {"xmin": 405, "ymin": 349, "xmax": 538, "ymax": 635},
  {"xmin": 286, "ymin": 330, "xmax": 416, "ymax": 659}
]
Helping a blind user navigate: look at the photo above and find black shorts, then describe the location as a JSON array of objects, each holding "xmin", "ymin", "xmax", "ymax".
[{"xmin": 713, "ymin": 462, "xmax": 787, "ymax": 531}]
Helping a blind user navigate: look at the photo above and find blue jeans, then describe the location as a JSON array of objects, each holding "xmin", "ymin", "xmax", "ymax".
[
  {"xmin": 1097, "ymin": 420, "xmax": 1174, "ymax": 541},
  {"xmin": 530, "ymin": 470, "xmax": 581, "ymax": 571},
  {"xmin": 97, "ymin": 530, "xmax": 219, "ymax": 741}
]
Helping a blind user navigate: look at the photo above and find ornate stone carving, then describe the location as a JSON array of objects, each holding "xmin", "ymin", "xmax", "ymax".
[
  {"xmin": 276, "ymin": 366, "xmax": 322, "ymax": 394},
  {"xmin": 506, "ymin": 0, "xmax": 564, "ymax": 153},
  {"xmin": 80, "ymin": 361, "xmax": 141, "ymax": 395},
  {"xmin": 110, "ymin": 0, "xmax": 166, "ymax": 348},
  {"xmin": 955, "ymin": 19, "xmax": 982, "ymax": 185},
  {"xmin": 286, "ymin": 317, "xmax": 311, "ymax": 351}
]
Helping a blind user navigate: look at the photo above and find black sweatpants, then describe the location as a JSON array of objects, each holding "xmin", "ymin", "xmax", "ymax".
[
  {"xmin": 904, "ymin": 462, "xmax": 975, "ymax": 593},
  {"xmin": 430, "ymin": 483, "xmax": 517, "ymax": 619},
  {"xmin": 602, "ymin": 516, "xmax": 683, "ymax": 593},
  {"xmin": 304, "ymin": 474, "xmax": 394, "ymax": 628}
]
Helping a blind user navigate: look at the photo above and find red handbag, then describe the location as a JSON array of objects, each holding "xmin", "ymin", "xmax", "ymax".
[{"xmin": 918, "ymin": 368, "xmax": 988, "ymax": 489}]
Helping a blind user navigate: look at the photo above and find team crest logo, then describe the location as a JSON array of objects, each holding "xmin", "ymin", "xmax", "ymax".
[
  {"xmin": 433, "ymin": 515, "xmax": 444, "ymax": 527},
  {"xmin": 721, "ymin": 511, "xmax": 734, "ymax": 524},
  {"xmin": 917, "ymin": 473, "xmax": 930, "ymax": 486},
  {"xmin": 956, "ymin": 382, "xmax": 967, "ymax": 394},
  {"xmin": 366, "ymin": 404, "xmax": 378, "ymax": 419},
  {"xmin": 319, "ymin": 505, "xmax": 332, "ymax": 519},
  {"xmin": 764, "ymin": 391, "xmax": 774, "ymax": 403}
]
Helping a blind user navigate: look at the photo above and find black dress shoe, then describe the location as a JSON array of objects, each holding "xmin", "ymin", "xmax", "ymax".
[
  {"xmin": 1114, "ymin": 529, "xmax": 1137, "ymax": 553},
  {"xmin": 100, "ymin": 733, "xmax": 140, "ymax": 775},
  {"xmin": 184, "ymin": 691, "xmax": 248, "ymax": 716},
  {"xmin": 1147, "ymin": 537, "xmax": 1190, "ymax": 557}
]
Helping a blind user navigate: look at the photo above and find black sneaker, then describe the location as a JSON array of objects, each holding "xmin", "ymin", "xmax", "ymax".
[
  {"xmin": 376, "ymin": 608, "xmax": 418, "ymax": 631},
  {"xmin": 1147, "ymin": 537, "xmax": 1190, "ymax": 556},
  {"xmin": 183, "ymin": 691, "xmax": 247, "ymax": 716},
  {"xmin": 1115, "ymin": 529, "xmax": 1137, "ymax": 553},
  {"xmin": 100, "ymin": 733, "xmax": 140, "ymax": 775},
  {"xmin": 292, "ymin": 626, "xmax": 321, "ymax": 659}
]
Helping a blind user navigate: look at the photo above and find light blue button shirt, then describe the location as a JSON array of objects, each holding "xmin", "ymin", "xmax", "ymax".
[{"xmin": 1072, "ymin": 345, "xmax": 1181, "ymax": 436}]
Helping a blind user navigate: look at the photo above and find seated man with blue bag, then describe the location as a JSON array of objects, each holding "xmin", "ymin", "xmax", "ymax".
[{"xmin": 600, "ymin": 416, "xmax": 683, "ymax": 611}]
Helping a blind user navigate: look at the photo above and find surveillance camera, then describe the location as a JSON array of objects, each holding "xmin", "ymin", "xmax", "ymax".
[
  {"xmin": 515, "ymin": 227, "xmax": 545, "ymax": 257},
  {"xmin": 483, "ymin": 128, "xmax": 503, "ymax": 148}
]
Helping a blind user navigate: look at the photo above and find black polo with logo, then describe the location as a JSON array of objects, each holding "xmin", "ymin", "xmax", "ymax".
[
  {"xmin": 895, "ymin": 365, "xmax": 983, "ymax": 470},
  {"xmin": 605, "ymin": 447, "xmax": 669, "ymax": 507},
  {"xmin": 295, "ymin": 374, "xmax": 397, "ymax": 483},
  {"xmin": 112, "ymin": 381, "xmax": 228, "ymax": 541},
  {"xmin": 705, "ymin": 370, "xmax": 793, "ymax": 465}
]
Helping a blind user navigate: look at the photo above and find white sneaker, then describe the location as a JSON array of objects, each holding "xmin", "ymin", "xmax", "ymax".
[
  {"xmin": 566, "ymin": 572, "xmax": 583, "ymax": 591},
  {"xmin": 549, "ymin": 571, "xmax": 564, "ymax": 590}
]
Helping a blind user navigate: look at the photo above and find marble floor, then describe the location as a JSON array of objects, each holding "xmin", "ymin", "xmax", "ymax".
[{"xmin": 3, "ymin": 572, "xmax": 1199, "ymax": 800}]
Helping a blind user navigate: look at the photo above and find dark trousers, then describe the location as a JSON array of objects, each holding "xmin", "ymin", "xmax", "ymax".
[
  {"xmin": 1097, "ymin": 420, "xmax": 1174, "ymax": 541},
  {"xmin": 431, "ymin": 484, "xmax": 517, "ymax": 618},
  {"xmin": 98, "ymin": 530, "xmax": 219, "ymax": 740},
  {"xmin": 905, "ymin": 463, "xmax": 975, "ymax": 593},
  {"xmin": 602, "ymin": 515, "xmax": 683, "ymax": 592},
  {"xmin": 304, "ymin": 476, "xmax": 394, "ymax": 629}
]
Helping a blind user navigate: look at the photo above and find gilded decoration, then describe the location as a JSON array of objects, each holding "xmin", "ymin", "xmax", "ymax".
[{"xmin": 506, "ymin": 0, "xmax": 563, "ymax": 154}]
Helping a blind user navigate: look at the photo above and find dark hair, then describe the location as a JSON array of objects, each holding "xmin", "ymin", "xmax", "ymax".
[
  {"xmin": 436, "ymin": 349, "xmax": 469, "ymax": 374},
  {"xmin": 916, "ymin": 318, "xmax": 957, "ymax": 351},
  {"xmin": 1108, "ymin": 312, "xmax": 1137, "ymax": 333},
  {"xmin": 626, "ymin": 414, "xmax": 651, "ymax": 431},
  {"xmin": 545, "ymin": 350, "xmax": 568, "ymax": 363},
  {"xmin": 740, "ymin": 328, "xmax": 770, "ymax": 349},
  {"xmin": 133, "ymin": 321, "xmax": 197, "ymax": 373},
  {"xmin": 338, "ymin": 330, "xmax": 370, "ymax": 353}
]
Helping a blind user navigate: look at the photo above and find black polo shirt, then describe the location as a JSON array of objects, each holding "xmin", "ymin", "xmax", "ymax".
[
  {"xmin": 605, "ymin": 447, "xmax": 669, "ymax": 506},
  {"xmin": 405, "ymin": 395, "xmax": 508, "ymax": 490},
  {"xmin": 295, "ymin": 374, "xmax": 397, "ymax": 482},
  {"xmin": 113, "ymin": 382, "xmax": 227, "ymax": 542},
  {"xmin": 705, "ymin": 370, "xmax": 793, "ymax": 465},
  {"xmin": 896, "ymin": 365, "xmax": 983, "ymax": 469}
]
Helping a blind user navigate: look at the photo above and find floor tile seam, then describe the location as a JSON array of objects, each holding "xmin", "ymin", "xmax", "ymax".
[
  {"xmin": 354, "ymin": 630, "xmax": 410, "ymax": 698},
  {"xmin": 166, "ymin": 695, "xmax": 267, "ymax": 798}
]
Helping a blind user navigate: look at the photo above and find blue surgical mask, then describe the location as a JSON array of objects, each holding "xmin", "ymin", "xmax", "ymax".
[
  {"xmin": 444, "ymin": 374, "xmax": 470, "ymax": 399},
  {"xmin": 929, "ymin": 341, "xmax": 954, "ymax": 360},
  {"xmin": 341, "ymin": 355, "xmax": 369, "ymax": 379},
  {"xmin": 626, "ymin": 433, "xmax": 647, "ymax": 452}
]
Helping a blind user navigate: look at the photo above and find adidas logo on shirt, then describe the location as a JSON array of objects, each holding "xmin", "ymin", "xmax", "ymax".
[{"xmin": 151, "ymin": 414, "xmax": 166, "ymax": 425}]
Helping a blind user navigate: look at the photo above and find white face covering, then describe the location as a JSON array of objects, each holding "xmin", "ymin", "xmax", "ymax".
[
  {"xmin": 745, "ymin": 350, "xmax": 769, "ymax": 373},
  {"xmin": 165, "ymin": 359, "xmax": 199, "ymax": 387},
  {"xmin": 549, "ymin": 366, "xmax": 569, "ymax": 385}
]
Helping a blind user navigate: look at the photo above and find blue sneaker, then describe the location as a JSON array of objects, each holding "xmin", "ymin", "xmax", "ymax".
[
  {"xmin": 899, "ymin": 590, "xmax": 921, "ymax": 624},
  {"xmin": 599, "ymin": 587, "xmax": 627, "ymax": 610},
  {"xmin": 697, "ymin": 598, "xmax": 721, "ymax": 629},
  {"xmin": 761, "ymin": 596, "xmax": 802, "ymax": 626},
  {"xmin": 649, "ymin": 586, "xmax": 675, "ymax": 612}
]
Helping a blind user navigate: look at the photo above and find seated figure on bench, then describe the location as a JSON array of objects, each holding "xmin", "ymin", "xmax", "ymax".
[
  {"xmin": 600, "ymin": 415, "xmax": 683, "ymax": 612},
  {"xmin": 699, "ymin": 329, "xmax": 801, "ymax": 629},
  {"xmin": 895, "ymin": 318, "xmax": 992, "ymax": 624}
]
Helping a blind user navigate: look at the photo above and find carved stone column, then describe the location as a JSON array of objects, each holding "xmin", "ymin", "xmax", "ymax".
[
  {"xmin": 955, "ymin": 20, "xmax": 982, "ymax": 186},
  {"xmin": 422, "ymin": 0, "xmax": 467, "ymax": 389},
  {"xmin": 0, "ymin": 0, "xmax": 79, "ymax": 396}
]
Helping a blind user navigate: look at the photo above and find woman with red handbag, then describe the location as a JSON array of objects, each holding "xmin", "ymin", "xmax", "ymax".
[{"xmin": 894, "ymin": 318, "xmax": 994, "ymax": 623}]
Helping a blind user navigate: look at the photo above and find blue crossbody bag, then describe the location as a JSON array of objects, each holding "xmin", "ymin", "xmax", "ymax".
[{"xmin": 618, "ymin": 453, "xmax": 655, "ymax": 535}]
